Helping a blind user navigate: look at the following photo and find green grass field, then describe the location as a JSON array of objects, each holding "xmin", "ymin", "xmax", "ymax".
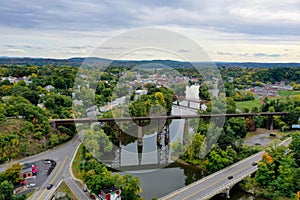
[
  {"xmin": 57, "ymin": 181, "xmax": 79, "ymax": 200},
  {"xmin": 72, "ymin": 144, "xmax": 83, "ymax": 179},
  {"xmin": 235, "ymin": 98, "xmax": 262, "ymax": 112},
  {"xmin": 236, "ymin": 90, "xmax": 300, "ymax": 112},
  {"xmin": 277, "ymin": 90, "xmax": 300, "ymax": 96}
]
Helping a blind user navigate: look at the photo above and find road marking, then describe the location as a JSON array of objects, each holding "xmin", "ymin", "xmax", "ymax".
[
  {"xmin": 182, "ymin": 163, "xmax": 255, "ymax": 200},
  {"xmin": 37, "ymin": 156, "xmax": 68, "ymax": 200},
  {"xmin": 37, "ymin": 189, "xmax": 47, "ymax": 200},
  {"xmin": 51, "ymin": 156, "xmax": 68, "ymax": 184}
]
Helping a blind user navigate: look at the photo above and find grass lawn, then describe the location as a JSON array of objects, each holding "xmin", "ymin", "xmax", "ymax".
[
  {"xmin": 57, "ymin": 181, "xmax": 79, "ymax": 200},
  {"xmin": 235, "ymin": 94, "xmax": 292, "ymax": 112},
  {"xmin": 235, "ymin": 98, "xmax": 262, "ymax": 112},
  {"xmin": 25, "ymin": 189, "xmax": 36, "ymax": 199},
  {"xmin": 72, "ymin": 143, "xmax": 83, "ymax": 179},
  {"xmin": 277, "ymin": 90, "xmax": 300, "ymax": 96}
]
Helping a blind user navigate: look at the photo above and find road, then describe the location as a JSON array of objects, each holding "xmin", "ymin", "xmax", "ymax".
[
  {"xmin": 160, "ymin": 137, "xmax": 292, "ymax": 200},
  {"xmin": 0, "ymin": 134, "xmax": 90, "ymax": 200}
]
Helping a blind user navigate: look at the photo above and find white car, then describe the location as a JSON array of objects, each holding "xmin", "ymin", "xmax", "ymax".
[
  {"xmin": 26, "ymin": 183, "xmax": 36, "ymax": 188},
  {"xmin": 44, "ymin": 160, "xmax": 52, "ymax": 164}
]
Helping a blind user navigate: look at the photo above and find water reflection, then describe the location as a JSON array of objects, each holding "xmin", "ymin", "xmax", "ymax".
[{"xmin": 115, "ymin": 162, "xmax": 206, "ymax": 199}]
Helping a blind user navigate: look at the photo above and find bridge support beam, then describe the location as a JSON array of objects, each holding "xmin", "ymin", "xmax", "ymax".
[
  {"xmin": 118, "ymin": 132, "xmax": 122, "ymax": 148},
  {"xmin": 183, "ymin": 119, "xmax": 189, "ymax": 145},
  {"xmin": 137, "ymin": 125, "xmax": 143, "ymax": 146},
  {"xmin": 267, "ymin": 115, "xmax": 274, "ymax": 130},
  {"xmin": 157, "ymin": 120, "xmax": 162, "ymax": 147},
  {"xmin": 165, "ymin": 124, "xmax": 170, "ymax": 146},
  {"xmin": 219, "ymin": 186, "xmax": 232, "ymax": 199},
  {"xmin": 50, "ymin": 121, "xmax": 56, "ymax": 133},
  {"xmin": 224, "ymin": 188, "xmax": 231, "ymax": 199},
  {"xmin": 138, "ymin": 145, "xmax": 143, "ymax": 165}
]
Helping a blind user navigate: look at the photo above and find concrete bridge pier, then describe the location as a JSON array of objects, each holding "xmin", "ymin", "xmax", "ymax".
[
  {"xmin": 219, "ymin": 186, "xmax": 232, "ymax": 199},
  {"xmin": 224, "ymin": 187, "xmax": 231, "ymax": 199}
]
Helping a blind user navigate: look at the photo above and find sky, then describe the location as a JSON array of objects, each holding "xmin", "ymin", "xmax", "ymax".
[{"xmin": 0, "ymin": 0, "xmax": 300, "ymax": 62}]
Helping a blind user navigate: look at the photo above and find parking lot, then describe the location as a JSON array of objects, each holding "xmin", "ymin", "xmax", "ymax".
[{"xmin": 18, "ymin": 159, "xmax": 56, "ymax": 195}]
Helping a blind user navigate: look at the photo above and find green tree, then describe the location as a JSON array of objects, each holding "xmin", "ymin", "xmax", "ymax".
[
  {"xmin": 199, "ymin": 83, "xmax": 211, "ymax": 101},
  {"xmin": 83, "ymin": 129, "xmax": 113, "ymax": 159},
  {"xmin": 114, "ymin": 174, "xmax": 142, "ymax": 200},
  {"xmin": 4, "ymin": 163, "xmax": 22, "ymax": 186},
  {"xmin": 0, "ymin": 180, "xmax": 13, "ymax": 200}
]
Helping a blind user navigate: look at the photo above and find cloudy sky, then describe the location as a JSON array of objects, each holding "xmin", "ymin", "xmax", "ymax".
[{"xmin": 0, "ymin": 0, "xmax": 300, "ymax": 62}]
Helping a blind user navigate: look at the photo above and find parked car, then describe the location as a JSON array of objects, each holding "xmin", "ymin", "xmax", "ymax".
[
  {"xmin": 26, "ymin": 183, "xmax": 36, "ymax": 188},
  {"xmin": 269, "ymin": 133, "xmax": 276, "ymax": 137},
  {"xmin": 83, "ymin": 187, "xmax": 87, "ymax": 192},
  {"xmin": 47, "ymin": 184, "xmax": 53, "ymax": 190},
  {"xmin": 44, "ymin": 159, "xmax": 52, "ymax": 164}
]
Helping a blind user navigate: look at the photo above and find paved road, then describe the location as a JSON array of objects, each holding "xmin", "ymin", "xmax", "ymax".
[
  {"xmin": 160, "ymin": 138, "xmax": 292, "ymax": 200},
  {"xmin": 0, "ymin": 134, "xmax": 90, "ymax": 200}
]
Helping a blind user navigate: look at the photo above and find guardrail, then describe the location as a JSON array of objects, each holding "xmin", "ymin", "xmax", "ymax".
[{"xmin": 200, "ymin": 167, "xmax": 257, "ymax": 200}]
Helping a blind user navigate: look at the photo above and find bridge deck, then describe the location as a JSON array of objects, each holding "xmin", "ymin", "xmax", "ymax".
[{"xmin": 49, "ymin": 112, "xmax": 288, "ymax": 125}]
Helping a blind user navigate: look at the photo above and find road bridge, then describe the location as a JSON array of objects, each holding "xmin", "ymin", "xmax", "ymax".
[{"xmin": 160, "ymin": 138, "xmax": 292, "ymax": 200}]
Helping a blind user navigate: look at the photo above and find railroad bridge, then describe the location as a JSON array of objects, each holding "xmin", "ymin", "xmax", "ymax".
[{"xmin": 49, "ymin": 112, "xmax": 288, "ymax": 170}]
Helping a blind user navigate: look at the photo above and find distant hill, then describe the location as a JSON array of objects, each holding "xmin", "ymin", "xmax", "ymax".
[{"xmin": 0, "ymin": 57, "xmax": 300, "ymax": 68}]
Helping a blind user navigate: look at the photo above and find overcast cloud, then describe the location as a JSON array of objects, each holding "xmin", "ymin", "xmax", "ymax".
[{"xmin": 0, "ymin": 0, "xmax": 300, "ymax": 62}]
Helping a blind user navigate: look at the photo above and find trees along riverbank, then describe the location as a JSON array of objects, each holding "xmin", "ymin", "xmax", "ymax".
[{"xmin": 239, "ymin": 132, "xmax": 300, "ymax": 200}]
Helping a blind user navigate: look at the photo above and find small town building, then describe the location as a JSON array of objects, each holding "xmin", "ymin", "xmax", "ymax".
[{"xmin": 98, "ymin": 186, "xmax": 121, "ymax": 200}]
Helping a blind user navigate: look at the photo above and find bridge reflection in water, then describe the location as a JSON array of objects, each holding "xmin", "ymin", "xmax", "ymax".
[
  {"xmin": 104, "ymin": 121, "xmax": 177, "ymax": 171},
  {"xmin": 49, "ymin": 112, "xmax": 288, "ymax": 171}
]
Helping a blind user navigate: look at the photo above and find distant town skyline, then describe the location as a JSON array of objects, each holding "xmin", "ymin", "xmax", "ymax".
[{"xmin": 0, "ymin": 0, "xmax": 300, "ymax": 62}]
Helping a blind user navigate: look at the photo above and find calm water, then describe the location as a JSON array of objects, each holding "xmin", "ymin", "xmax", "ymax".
[
  {"xmin": 111, "ymin": 99, "xmax": 200, "ymax": 199},
  {"xmin": 113, "ymin": 86, "xmax": 255, "ymax": 199}
]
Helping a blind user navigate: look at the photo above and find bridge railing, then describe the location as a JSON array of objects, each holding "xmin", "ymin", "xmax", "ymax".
[
  {"xmin": 160, "ymin": 151, "xmax": 263, "ymax": 200},
  {"xmin": 200, "ymin": 167, "xmax": 257, "ymax": 200}
]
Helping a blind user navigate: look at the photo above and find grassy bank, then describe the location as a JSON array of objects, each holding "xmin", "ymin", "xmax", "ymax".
[
  {"xmin": 56, "ymin": 181, "xmax": 79, "ymax": 200},
  {"xmin": 72, "ymin": 143, "xmax": 84, "ymax": 179}
]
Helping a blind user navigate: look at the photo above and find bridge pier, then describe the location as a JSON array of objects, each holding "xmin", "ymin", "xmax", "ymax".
[
  {"xmin": 165, "ymin": 125, "xmax": 170, "ymax": 146},
  {"xmin": 267, "ymin": 115, "xmax": 274, "ymax": 130},
  {"xmin": 224, "ymin": 187, "xmax": 231, "ymax": 199},
  {"xmin": 157, "ymin": 120, "xmax": 162, "ymax": 147},
  {"xmin": 183, "ymin": 119, "xmax": 189, "ymax": 145},
  {"xmin": 218, "ymin": 186, "xmax": 232, "ymax": 199},
  {"xmin": 50, "ymin": 121, "xmax": 56, "ymax": 133},
  {"xmin": 138, "ymin": 145, "xmax": 143, "ymax": 165},
  {"xmin": 118, "ymin": 132, "xmax": 122, "ymax": 148},
  {"xmin": 137, "ymin": 125, "xmax": 143, "ymax": 146}
]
